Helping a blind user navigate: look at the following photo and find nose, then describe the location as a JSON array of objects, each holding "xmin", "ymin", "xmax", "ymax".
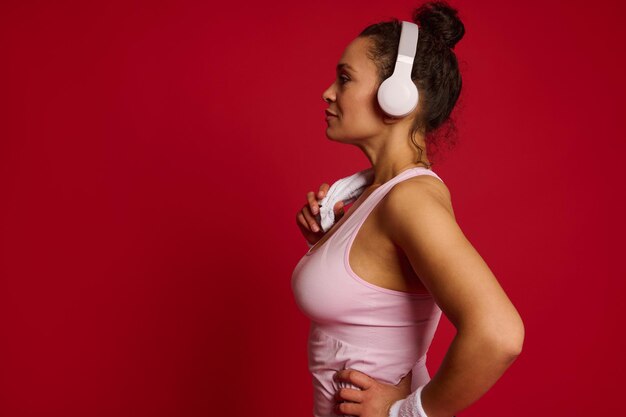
[{"xmin": 322, "ymin": 85, "xmax": 335, "ymax": 104}]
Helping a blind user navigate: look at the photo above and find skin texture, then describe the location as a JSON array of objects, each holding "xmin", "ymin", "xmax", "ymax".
[{"xmin": 296, "ymin": 36, "xmax": 525, "ymax": 417}]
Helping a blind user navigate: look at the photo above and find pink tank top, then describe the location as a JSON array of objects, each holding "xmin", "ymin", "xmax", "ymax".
[{"xmin": 291, "ymin": 167, "xmax": 444, "ymax": 417}]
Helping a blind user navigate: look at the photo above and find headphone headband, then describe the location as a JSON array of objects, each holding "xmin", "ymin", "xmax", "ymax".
[{"xmin": 398, "ymin": 20, "xmax": 419, "ymax": 64}]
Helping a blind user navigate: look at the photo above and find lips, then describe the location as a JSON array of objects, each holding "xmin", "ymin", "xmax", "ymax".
[{"xmin": 325, "ymin": 109, "xmax": 338, "ymax": 117}]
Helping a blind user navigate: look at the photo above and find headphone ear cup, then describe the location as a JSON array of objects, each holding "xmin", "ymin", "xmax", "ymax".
[
  {"xmin": 377, "ymin": 75, "xmax": 419, "ymax": 118},
  {"xmin": 377, "ymin": 20, "xmax": 420, "ymax": 118}
]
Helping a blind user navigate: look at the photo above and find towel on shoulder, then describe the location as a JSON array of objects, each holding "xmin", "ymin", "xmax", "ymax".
[{"xmin": 316, "ymin": 167, "xmax": 375, "ymax": 233}]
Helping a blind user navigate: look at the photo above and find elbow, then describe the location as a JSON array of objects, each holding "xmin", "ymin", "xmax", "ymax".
[
  {"xmin": 510, "ymin": 327, "xmax": 525, "ymax": 356},
  {"xmin": 508, "ymin": 313, "xmax": 525, "ymax": 356},
  {"xmin": 472, "ymin": 317, "xmax": 525, "ymax": 359},
  {"xmin": 511, "ymin": 327, "xmax": 525, "ymax": 357},
  {"xmin": 503, "ymin": 338, "xmax": 523, "ymax": 360},
  {"xmin": 458, "ymin": 307, "xmax": 526, "ymax": 358},
  {"xmin": 494, "ymin": 318, "xmax": 525, "ymax": 358}
]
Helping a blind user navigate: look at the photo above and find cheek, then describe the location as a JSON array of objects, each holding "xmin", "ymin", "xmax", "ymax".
[
  {"xmin": 344, "ymin": 94, "xmax": 377, "ymax": 117},
  {"xmin": 348, "ymin": 100, "xmax": 380, "ymax": 124}
]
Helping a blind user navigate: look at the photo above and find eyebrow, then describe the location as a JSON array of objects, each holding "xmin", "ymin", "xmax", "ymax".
[{"xmin": 336, "ymin": 63, "xmax": 357, "ymax": 73}]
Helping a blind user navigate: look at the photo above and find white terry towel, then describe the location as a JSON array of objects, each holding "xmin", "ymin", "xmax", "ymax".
[{"xmin": 316, "ymin": 167, "xmax": 375, "ymax": 233}]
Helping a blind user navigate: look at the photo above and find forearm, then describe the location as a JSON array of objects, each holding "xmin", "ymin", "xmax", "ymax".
[{"xmin": 393, "ymin": 329, "xmax": 520, "ymax": 417}]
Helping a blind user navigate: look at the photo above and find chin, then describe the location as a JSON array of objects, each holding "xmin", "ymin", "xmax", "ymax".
[
  {"xmin": 324, "ymin": 130, "xmax": 342, "ymax": 143},
  {"xmin": 325, "ymin": 129, "xmax": 362, "ymax": 145}
]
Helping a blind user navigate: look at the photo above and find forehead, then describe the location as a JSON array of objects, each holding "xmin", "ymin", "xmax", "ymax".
[{"xmin": 337, "ymin": 37, "xmax": 377, "ymax": 74}]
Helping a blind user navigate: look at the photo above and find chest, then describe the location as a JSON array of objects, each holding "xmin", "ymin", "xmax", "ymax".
[{"xmin": 309, "ymin": 191, "xmax": 429, "ymax": 295}]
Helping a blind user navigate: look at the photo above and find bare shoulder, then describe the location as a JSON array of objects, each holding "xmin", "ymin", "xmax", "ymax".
[
  {"xmin": 382, "ymin": 174, "xmax": 455, "ymax": 219},
  {"xmin": 378, "ymin": 174, "xmax": 459, "ymax": 269}
]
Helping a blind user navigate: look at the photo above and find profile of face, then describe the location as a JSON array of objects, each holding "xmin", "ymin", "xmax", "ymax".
[{"xmin": 322, "ymin": 36, "xmax": 403, "ymax": 143}]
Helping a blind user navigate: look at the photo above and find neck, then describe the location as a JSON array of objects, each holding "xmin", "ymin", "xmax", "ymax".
[
  {"xmin": 360, "ymin": 137, "xmax": 431, "ymax": 185},
  {"xmin": 369, "ymin": 161, "xmax": 430, "ymax": 186}
]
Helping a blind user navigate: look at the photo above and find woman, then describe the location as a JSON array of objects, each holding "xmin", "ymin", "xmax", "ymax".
[{"xmin": 291, "ymin": 2, "xmax": 525, "ymax": 417}]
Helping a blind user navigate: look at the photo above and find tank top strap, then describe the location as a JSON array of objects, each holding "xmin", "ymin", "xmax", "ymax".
[
  {"xmin": 354, "ymin": 167, "xmax": 444, "ymax": 216},
  {"xmin": 306, "ymin": 167, "xmax": 444, "ymax": 257}
]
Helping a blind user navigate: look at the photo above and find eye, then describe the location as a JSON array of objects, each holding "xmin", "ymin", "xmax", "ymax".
[{"xmin": 338, "ymin": 74, "xmax": 350, "ymax": 85}]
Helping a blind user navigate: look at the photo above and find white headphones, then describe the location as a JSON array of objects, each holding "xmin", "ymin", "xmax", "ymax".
[{"xmin": 377, "ymin": 21, "xmax": 420, "ymax": 118}]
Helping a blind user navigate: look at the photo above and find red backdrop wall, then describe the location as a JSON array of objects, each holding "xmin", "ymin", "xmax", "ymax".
[{"xmin": 1, "ymin": 0, "xmax": 624, "ymax": 416}]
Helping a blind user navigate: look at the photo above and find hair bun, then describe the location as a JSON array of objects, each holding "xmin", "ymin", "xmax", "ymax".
[{"xmin": 412, "ymin": 1, "xmax": 465, "ymax": 49}]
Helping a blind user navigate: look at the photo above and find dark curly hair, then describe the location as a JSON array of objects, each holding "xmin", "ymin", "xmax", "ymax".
[{"xmin": 359, "ymin": 1, "xmax": 465, "ymax": 165}]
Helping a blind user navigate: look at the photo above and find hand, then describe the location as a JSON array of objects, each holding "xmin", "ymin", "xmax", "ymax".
[
  {"xmin": 332, "ymin": 369, "xmax": 412, "ymax": 417},
  {"xmin": 296, "ymin": 183, "xmax": 345, "ymax": 246}
]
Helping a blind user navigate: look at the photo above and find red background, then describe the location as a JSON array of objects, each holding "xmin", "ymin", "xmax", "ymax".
[{"xmin": 1, "ymin": 0, "xmax": 624, "ymax": 416}]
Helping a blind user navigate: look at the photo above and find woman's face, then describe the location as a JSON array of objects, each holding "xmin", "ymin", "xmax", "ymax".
[{"xmin": 322, "ymin": 36, "xmax": 388, "ymax": 142}]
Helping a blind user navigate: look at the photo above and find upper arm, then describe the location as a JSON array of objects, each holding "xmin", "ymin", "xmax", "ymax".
[{"xmin": 380, "ymin": 177, "xmax": 524, "ymax": 350}]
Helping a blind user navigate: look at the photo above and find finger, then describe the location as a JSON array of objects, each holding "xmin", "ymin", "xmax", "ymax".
[
  {"xmin": 334, "ymin": 387, "xmax": 364, "ymax": 403},
  {"xmin": 297, "ymin": 208, "xmax": 320, "ymax": 233},
  {"xmin": 334, "ymin": 369, "xmax": 374, "ymax": 391},
  {"xmin": 307, "ymin": 191, "xmax": 320, "ymax": 216},
  {"xmin": 334, "ymin": 400, "xmax": 362, "ymax": 416},
  {"xmin": 333, "ymin": 201, "xmax": 345, "ymax": 217},
  {"xmin": 317, "ymin": 183, "xmax": 329, "ymax": 200}
]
